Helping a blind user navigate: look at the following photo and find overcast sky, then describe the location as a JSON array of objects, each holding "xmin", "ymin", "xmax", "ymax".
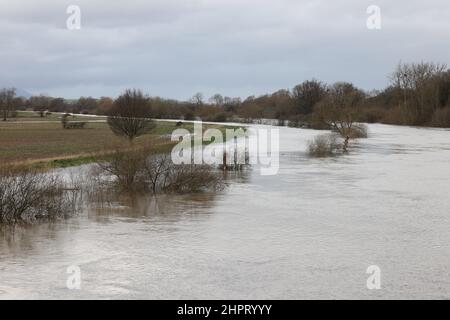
[{"xmin": 1, "ymin": 0, "xmax": 449, "ymax": 100}]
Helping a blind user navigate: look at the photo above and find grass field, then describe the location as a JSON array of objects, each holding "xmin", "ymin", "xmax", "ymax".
[{"xmin": 0, "ymin": 116, "xmax": 234, "ymax": 168}]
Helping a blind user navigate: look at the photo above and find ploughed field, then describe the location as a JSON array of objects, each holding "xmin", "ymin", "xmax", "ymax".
[{"xmin": 0, "ymin": 115, "xmax": 224, "ymax": 167}]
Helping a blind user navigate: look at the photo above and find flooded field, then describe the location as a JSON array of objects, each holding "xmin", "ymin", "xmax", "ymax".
[{"xmin": 1, "ymin": 123, "xmax": 450, "ymax": 299}]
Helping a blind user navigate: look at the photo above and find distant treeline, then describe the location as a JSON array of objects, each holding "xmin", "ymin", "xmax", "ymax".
[{"xmin": 2, "ymin": 61, "xmax": 450, "ymax": 128}]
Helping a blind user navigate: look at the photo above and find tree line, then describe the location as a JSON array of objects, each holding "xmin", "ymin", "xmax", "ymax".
[{"xmin": 1, "ymin": 61, "xmax": 449, "ymax": 127}]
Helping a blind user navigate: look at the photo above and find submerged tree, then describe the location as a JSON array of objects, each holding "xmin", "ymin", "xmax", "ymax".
[
  {"xmin": 313, "ymin": 82, "xmax": 366, "ymax": 152},
  {"xmin": 107, "ymin": 89, "xmax": 156, "ymax": 142}
]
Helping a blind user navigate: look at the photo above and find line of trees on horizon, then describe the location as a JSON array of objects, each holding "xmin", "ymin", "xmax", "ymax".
[{"xmin": 2, "ymin": 61, "xmax": 450, "ymax": 128}]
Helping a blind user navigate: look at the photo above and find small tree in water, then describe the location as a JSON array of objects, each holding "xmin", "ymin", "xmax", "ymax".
[
  {"xmin": 107, "ymin": 89, "xmax": 156, "ymax": 142},
  {"xmin": 313, "ymin": 82, "xmax": 367, "ymax": 152}
]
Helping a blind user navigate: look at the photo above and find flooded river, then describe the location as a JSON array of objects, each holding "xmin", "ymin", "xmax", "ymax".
[{"xmin": 1, "ymin": 123, "xmax": 450, "ymax": 299}]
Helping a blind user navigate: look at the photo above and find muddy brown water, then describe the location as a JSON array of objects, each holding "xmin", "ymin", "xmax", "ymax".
[{"xmin": 1, "ymin": 123, "xmax": 450, "ymax": 299}]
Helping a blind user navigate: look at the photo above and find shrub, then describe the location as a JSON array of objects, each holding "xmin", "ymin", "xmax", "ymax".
[
  {"xmin": 162, "ymin": 164, "xmax": 225, "ymax": 193},
  {"xmin": 97, "ymin": 148, "xmax": 147, "ymax": 192},
  {"xmin": 382, "ymin": 105, "xmax": 418, "ymax": 125},
  {"xmin": 287, "ymin": 115, "xmax": 309, "ymax": 128},
  {"xmin": 308, "ymin": 133, "xmax": 342, "ymax": 157},
  {"xmin": 95, "ymin": 148, "xmax": 225, "ymax": 194},
  {"xmin": 431, "ymin": 106, "xmax": 450, "ymax": 127},
  {"xmin": 359, "ymin": 106, "xmax": 385, "ymax": 123},
  {"xmin": 0, "ymin": 167, "xmax": 79, "ymax": 224},
  {"xmin": 340, "ymin": 124, "xmax": 368, "ymax": 139},
  {"xmin": 213, "ymin": 112, "xmax": 228, "ymax": 123},
  {"xmin": 184, "ymin": 111, "xmax": 195, "ymax": 120},
  {"xmin": 309, "ymin": 112, "xmax": 330, "ymax": 130}
]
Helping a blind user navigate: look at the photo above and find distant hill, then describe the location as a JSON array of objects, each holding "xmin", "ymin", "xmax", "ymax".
[{"xmin": 15, "ymin": 88, "xmax": 33, "ymax": 99}]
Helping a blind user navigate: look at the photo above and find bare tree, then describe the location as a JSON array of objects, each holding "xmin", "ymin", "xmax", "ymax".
[
  {"xmin": 29, "ymin": 95, "xmax": 52, "ymax": 117},
  {"xmin": 209, "ymin": 94, "xmax": 224, "ymax": 106},
  {"xmin": 238, "ymin": 102, "xmax": 263, "ymax": 123},
  {"xmin": 191, "ymin": 92, "xmax": 204, "ymax": 108},
  {"xmin": 0, "ymin": 88, "xmax": 16, "ymax": 121},
  {"xmin": 313, "ymin": 82, "xmax": 366, "ymax": 152},
  {"xmin": 143, "ymin": 154, "xmax": 172, "ymax": 193},
  {"xmin": 97, "ymin": 97, "xmax": 114, "ymax": 115},
  {"xmin": 390, "ymin": 62, "xmax": 447, "ymax": 124},
  {"xmin": 107, "ymin": 89, "xmax": 156, "ymax": 142},
  {"xmin": 0, "ymin": 166, "xmax": 79, "ymax": 224},
  {"xmin": 292, "ymin": 79, "xmax": 326, "ymax": 115}
]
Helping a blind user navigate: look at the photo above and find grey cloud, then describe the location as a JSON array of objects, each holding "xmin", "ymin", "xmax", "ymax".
[{"xmin": 0, "ymin": 0, "xmax": 449, "ymax": 99}]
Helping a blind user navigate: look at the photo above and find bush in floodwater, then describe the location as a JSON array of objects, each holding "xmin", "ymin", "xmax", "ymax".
[
  {"xmin": 339, "ymin": 124, "xmax": 368, "ymax": 139},
  {"xmin": 95, "ymin": 147, "xmax": 225, "ymax": 194},
  {"xmin": 0, "ymin": 167, "xmax": 79, "ymax": 224},
  {"xmin": 96, "ymin": 147, "xmax": 148, "ymax": 192},
  {"xmin": 161, "ymin": 162, "xmax": 225, "ymax": 194},
  {"xmin": 308, "ymin": 133, "xmax": 342, "ymax": 158}
]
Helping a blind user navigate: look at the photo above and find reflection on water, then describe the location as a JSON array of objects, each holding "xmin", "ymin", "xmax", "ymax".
[
  {"xmin": 85, "ymin": 169, "xmax": 251, "ymax": 222},
  {"xmin": 1, "ymin": 124, "xmax": 450, "ymax": 299},
  {"xmin": 88, "ymin": 193, "xmax": 220, "ymax": 221}
]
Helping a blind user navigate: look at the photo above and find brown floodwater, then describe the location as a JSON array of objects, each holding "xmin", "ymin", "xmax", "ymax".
[{"xmin": 1, "ymin": 123, "xmax": 450, "ymax": 299}]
